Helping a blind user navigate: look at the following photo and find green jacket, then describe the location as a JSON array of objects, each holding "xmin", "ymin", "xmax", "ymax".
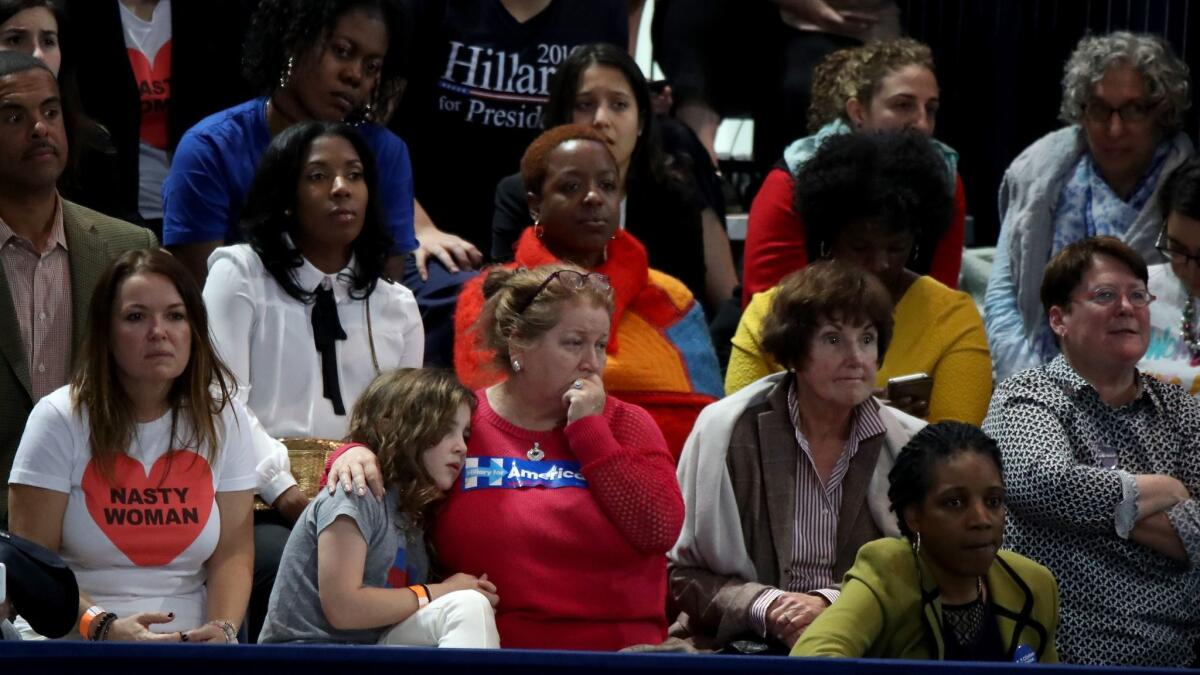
[
  {"xmin": 792, "ymin": 537, "xmax": 1059, "ymax": 663},
  {"xmin": 0, "ymin": 200, "xmax": 155, "ymax": 525}
]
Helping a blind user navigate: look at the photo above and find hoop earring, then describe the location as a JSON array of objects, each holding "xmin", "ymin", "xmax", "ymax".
[
  {"xmin": 912, "ymin": 531, "xmax": 921, "ymax": 554},
  {"xmin": 534, "ymin": 224, "xmax": 544, "ymax": 239},
  {"xmin": 909, "ymin": 243, "xmax": 921, "ymax": 264},
  {"xmin": 279, "ymin": 55, "xmax": 295, "ymax": 90},
  {"xmin": 819, "ymin": 241, "xmax": 831, "ymax": 259}
]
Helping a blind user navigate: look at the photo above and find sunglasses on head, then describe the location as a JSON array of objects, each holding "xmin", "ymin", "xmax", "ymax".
[{"xmin": 515, "ymin": 269, "xmax": 611, "ymax": 315}]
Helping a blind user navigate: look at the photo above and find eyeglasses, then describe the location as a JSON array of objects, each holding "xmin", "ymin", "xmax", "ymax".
[
  {"xmin": 515, "ymin": 269, "xmax": 611, "ymax": 315},
  {"xmin": 1155, "ymin": 230, "xmax": 1200, "ymax": 268},
  {"xmin": 1082, "ymin": 99, "xmax": 1159, "ymax": 124},
  {"xmin": 1076, "ymin": 287, "xmax": 1155, "ymax": 308}
]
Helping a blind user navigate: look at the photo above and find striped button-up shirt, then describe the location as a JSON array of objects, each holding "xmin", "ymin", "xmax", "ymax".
[
  {"xmin": 749, "ymin": 385, "xmax": 887, "ymax": 636},
  {"xmin": 0, "ymin": 198, "xmax": 71, "ymax": 400}
]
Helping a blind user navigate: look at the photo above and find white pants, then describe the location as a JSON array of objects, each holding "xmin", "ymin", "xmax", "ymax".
[{"xmin": 377, "ymin": 589, "xmax": 499, "ymax": 648}]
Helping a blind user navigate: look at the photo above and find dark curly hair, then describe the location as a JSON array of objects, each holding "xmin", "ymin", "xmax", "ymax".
[
  {"xmin": 241, "ymin": 120, "xmax": 391, "ymax": 303},
  {"xmin": 887, "ymin": 421, "xmax": 1003, "ymax": 540},
  {"xmin": 242, "ymin": 0, "xmax": 407, "ymax": 117},
  {"xmin": 346, "ymin": 368, "xmax": 476, "ymax": 528},
  {"xmin": 796, "ymin": 130, "xmax": 953, "ymax": 274},
  {"xmin": 1160, "ymin": 156, "xmax": 1200, "ymax": 221}
]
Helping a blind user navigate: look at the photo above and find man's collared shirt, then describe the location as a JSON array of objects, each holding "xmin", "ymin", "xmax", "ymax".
[{"xmin": 0, "ymin": 197, "xmax": 71, "ymax": 400}]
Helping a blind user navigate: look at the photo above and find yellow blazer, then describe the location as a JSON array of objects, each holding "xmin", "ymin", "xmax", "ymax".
[{"xmin": 793, "ymin": 537, "xmax": 1059, "ymax": 662}]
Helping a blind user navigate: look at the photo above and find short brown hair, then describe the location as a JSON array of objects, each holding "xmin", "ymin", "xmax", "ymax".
[
  {"xmin": 346, "ymin": 368, "xmax": 475, "ymax": 527},
  {"xmin": 520, "ymin": 123, "xmax": 613, "ymax": 196},
  {"xmin": 476, "ymin": 264, "xmax": 615, "ymax": 372},
  {"xmin": 72, "ymin": 248, "xmax": 236, "ymax": 484},
  {"xmin": 1040, "ymin": 236, "xmax": 1149, "ymax": 317},
  {"xmin": 760, "ymin": 260, "xmax": 894, "ymax": 371}
]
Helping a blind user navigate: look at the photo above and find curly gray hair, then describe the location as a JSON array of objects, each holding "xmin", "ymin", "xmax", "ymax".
[{"xmin": 1059, "ymin": 31, "xmax": 1191, "ymax": 133}]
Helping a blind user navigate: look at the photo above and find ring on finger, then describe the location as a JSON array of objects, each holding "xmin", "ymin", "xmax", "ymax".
[{"xmin": 572, "ymin": 379, "xmax": 584, "ymax": 389}]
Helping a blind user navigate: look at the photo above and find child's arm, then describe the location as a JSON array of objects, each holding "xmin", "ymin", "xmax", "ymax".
[{"xmin": 316, "ymin": 516, "xmax": 498, "ymax": 631}]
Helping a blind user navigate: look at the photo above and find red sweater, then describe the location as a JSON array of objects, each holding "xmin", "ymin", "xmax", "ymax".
[
  {"xmin": 433, "ymin": 392, "xmax": 684, "ymax": 650},
  {"xmin": 741, "ymin": 166, "xmax": 968, "ymax": 306}
]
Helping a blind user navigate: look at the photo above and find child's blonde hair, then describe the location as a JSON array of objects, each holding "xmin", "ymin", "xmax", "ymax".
[{"xmin": 346, "ymin": 368, "xmax": 476, "ymax": 527}]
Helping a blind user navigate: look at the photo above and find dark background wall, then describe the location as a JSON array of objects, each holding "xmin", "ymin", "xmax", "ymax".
[{"xmin": 899, "ymin": 0, "xmax": 1198, "ymax": 246}]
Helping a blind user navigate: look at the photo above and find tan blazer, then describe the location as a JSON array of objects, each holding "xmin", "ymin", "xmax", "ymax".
[
  {"xmin": 668, "ymin": 376, "xmax": 894, "ymax": 649},
  {"xmin": 0, "ymin": 200, "xmax": 155, "ymax": 524}
]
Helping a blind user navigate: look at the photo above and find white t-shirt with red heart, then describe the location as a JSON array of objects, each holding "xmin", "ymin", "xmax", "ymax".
[{"xmin": 9, "ymin": 386, "xmax": 257, "ymax": 634}]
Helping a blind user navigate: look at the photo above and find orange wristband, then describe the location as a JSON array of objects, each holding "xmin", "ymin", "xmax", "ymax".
[
  {"xmin": 407, "ymin": 584, "xmax": 430, "ymax": 608},
  {"xmin": 79, "ymin": 605, "xmax": 106, "ymax": 640}
]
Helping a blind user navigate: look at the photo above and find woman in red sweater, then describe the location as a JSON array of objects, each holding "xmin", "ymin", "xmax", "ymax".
[
  {"xmin": 329, "ymin": 126, "xmax": 685, "ymax": 649},
  {"xmin": 741, "ymin": 38, "xmax": 967, "ymax": 307},
  {"xmin": 434, "ymin": 262, "xmax": 684, "ymax": 650}
]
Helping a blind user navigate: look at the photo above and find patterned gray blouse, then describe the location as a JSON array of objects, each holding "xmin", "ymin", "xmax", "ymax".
[{"xmin": 983, "ymin": 355, "xmax": 1200, "ymax": 666}]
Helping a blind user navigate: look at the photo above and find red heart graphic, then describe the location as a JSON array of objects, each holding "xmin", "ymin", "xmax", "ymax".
[
  {"xmin": 82, "ymin": 450, "xmax": 214, "ymax": 567},
  {"xmin": 126, "ymin": 40, "xmax": 172, "ymax": 150}
]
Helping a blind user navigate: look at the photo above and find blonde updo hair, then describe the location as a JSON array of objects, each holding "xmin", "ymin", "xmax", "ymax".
[
  {"xmin": 807, "ymin": 38, "xmax": 936, "ymax": 133},
  {"xmin": 476, "ymin": 264, "xmax": 615, "ymax": 372}
]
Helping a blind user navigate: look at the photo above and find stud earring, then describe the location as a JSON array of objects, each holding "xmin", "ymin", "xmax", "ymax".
[{"xmin": 511, "ymin": 359, "xmax": 522, "ymax": 372}]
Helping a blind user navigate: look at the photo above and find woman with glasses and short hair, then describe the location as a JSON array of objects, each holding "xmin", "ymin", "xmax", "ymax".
[
  {"xmin": 983, "ymin": 235, "xmax": 1200, "ymax": 665},
  {"xmin": 453, "ymin": 123, "xmax": 722, "ymax": 458},
  {"xmin": 986, "ymin": 32, "xmax": 1194, "ymax": 383},
  {"xmin": 1142, "ymin": 158, "xmax": 1200, "ymax": 393}
]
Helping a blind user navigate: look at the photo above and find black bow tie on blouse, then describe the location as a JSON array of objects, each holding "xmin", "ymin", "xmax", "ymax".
[{"xmin": 311, "ymin": 281, "xmax": 348, "ymax": 415}]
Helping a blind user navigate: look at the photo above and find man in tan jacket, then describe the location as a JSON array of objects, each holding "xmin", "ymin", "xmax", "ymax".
[{"xmin": 0, "ymin": 52, "xmax": 155, "ymax": 526}]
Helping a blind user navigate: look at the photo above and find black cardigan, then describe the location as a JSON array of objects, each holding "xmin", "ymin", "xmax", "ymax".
[{"xmin": 63, "ymin": 0, "xmax": 255, "ymax": 222}]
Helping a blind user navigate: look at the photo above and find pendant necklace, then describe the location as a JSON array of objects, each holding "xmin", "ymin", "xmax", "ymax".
[
  {"xmin": 1182, "ymin": 294, "xmax": 1200, "ymax": 366},
  {"xmin": 527, "ymin": 442, "xmax": 545, "ymax": 461}
]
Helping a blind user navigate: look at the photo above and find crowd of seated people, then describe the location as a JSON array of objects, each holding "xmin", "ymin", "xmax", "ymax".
[{"xmin": 2, "ymin": 0, "xmax": 1200, "ymax": 667}]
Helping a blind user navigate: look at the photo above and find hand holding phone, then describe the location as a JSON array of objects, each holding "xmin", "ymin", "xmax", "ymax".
[{"xmin": 884, "ymin": 373, "xmax": 933, "ymax": 418}]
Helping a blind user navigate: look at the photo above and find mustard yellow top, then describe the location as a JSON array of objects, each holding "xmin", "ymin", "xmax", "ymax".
[{"xmin": 725, "ymin": 275, "xmax": 992, "ymax": 425}]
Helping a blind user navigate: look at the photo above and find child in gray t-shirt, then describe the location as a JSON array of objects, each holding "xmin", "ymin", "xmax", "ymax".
[{"xmin": 258, "ymin": 369, "xmax": 499, "ymax": 646}]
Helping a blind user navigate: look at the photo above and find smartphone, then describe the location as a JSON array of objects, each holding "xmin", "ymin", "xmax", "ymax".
[{"xmin": 886, "ymin": 372, "xmax": 933, "ymax": 401}]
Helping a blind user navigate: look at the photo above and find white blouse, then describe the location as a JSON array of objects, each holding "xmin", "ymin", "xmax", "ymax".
[{"xmin": 203, "ymin": 245, "xmax": 424, "ymax": 497}]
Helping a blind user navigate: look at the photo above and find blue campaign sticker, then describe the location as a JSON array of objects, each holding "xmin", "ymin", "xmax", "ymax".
[
  {"xmin": 461, "ymin": 456, "xmax": 588, "ymax": 490},
  {"xmin": 1012, "ymin": 644, "xmax": 1037, "ymax": 664}
]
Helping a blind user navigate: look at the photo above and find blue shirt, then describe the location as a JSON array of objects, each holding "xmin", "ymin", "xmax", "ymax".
[{"xmin": 162, "ymin": 98, "xmax": 417, "ymax": 252}]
